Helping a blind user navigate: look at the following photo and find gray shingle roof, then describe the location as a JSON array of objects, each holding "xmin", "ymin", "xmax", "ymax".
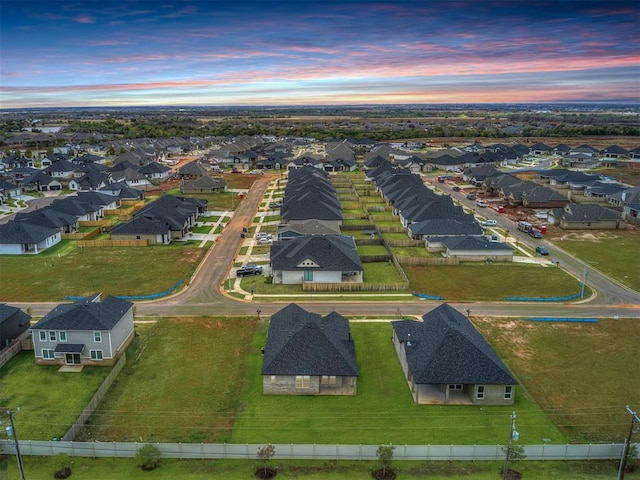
[
  {"xmin": 0, "ymin": 221, "xmax": 59, "ymax": 244},
  {"xmin": 262, "ymin": 304, "xmax": 358, "ymax": 376},
  {"xmin": 392, "ymin": 304, "xmax": 517, "ymax": 385},
  {"xmin": 32, "ymin": 296, "xmax": 133, "ymax": 331},
  {"xmin": 270, "ymin": 235, "xmax": 363, "ymax": 272}
]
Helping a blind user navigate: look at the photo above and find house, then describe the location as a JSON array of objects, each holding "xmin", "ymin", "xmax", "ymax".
[
  {"xmin": 181, "ymin": 176, "xmax": 227, "ymax": 193},
  {"xmin": 0, "ymin": 304, "xmax": 31, "ymax": 349},
  {"xmin": 392, "ymin": 303, "xmax": 517, "ymax": 405},
  {"xmin": 608, "ymin": 186, "xmax": 640, "ymax": 224},
  {"xmin": 549, "ymin": 203, "xmax": 623, "ymax": 229},
  {"xmin": 261, "ymin": 303, "xmax": 358, "ymax": 395},
  {"xmin": 440, "ymin": 235, "xmax": 514, "ymax": 261},
  {"xmin": 276, "ymin": 219, "xmax": 341, "ymax": 240},
  {"xmin": 30, "ymin": 294, "xmax": 134, "ymax": 366},
  {"xmin": 270, "ymin": 235, "xmax": 363, "ymax": 284},
  {"xmin": 0, "ymin": 221, "xmax": 62, "ymax": 254}
]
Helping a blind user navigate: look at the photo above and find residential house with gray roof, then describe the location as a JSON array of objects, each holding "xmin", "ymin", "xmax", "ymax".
[
  {"xmin": 262, "ymin": 303, "xmax": 358, "ymax": 396},
  {"xmin": 270, "ymin": 235, "xmax": 363, "ymax": 285},
  {"xmin": 31, "ymin": 294, "xmax": 134, "ymax": 366},
  {"xmin": 0, "ymin": 221, "xmax": 61, "ymax": 254},
  {"xmin": 392, "ymin": 304, "xmax": 517, "ymax": 405},
  {"xmin": 0, "ymin": 304, "xmax": 31, "ymax": 349}
]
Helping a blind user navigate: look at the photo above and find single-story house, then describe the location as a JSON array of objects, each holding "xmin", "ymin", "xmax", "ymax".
[
  {"xmin": 262, "ymin": 303, "xmax": 358, "ymax": 395},
  {"xmin": 0, "ymin": 221, "xmax": 62, "ymax": 255},
  {"xmin": 0, "ymin": 304, "xmax": 31, "ymax": 349},
  {"xmin": 270, "ymin": 234, "xmax": 363, "ymax": 284},
  {"xmin": 548, "ymin": 203, "xmax": 623, "ymax": 229},
  {"xmin": 392, "ymin": 303, "xmax": 517, "ymax": 405},
  {"xmin": 31, "ymin": 294, "xmax": 135, "ymax": 366}
]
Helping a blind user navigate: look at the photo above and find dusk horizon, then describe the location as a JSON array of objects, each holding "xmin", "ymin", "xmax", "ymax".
[{"xmin": 2, "ymin": 1, "xmax": 639, "ymax": 109}]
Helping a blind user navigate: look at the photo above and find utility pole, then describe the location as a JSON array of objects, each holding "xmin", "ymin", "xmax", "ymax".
[
  {"xmin": 4, "ymin": 409, "xmax": 27, "ymax": 480},
  {"xmin": 619, "ymin": 405, "xmax": 640, "ymax": 480},
  {"xmin": 502, "ymin": 411, "xmax": 518, "ymax": 480}
]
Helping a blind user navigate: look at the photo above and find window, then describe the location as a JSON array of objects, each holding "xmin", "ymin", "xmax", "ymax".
[
  {"xmin": 321, "ymin": 375, "xmax": 337, "ymax": 385},
  {"xmin": 90, "ymin": 350, "xmax": 103, "ymax": 360},
  {"xmin": 42, "ymin": 349, "xmax": 55, "ymax": 359},
  {"xmin": 476, "ymin": 385, "xmax": 485, "ymax": 400},
  {"xmin": 295, "ymin": 375, "xmax": 310, "ymax": 388},
  {"xmin": 59, "ymin": 331, "xmax": 67, "ymax": 342},
  {"xmin": 449, "ymin": 384, "xmax": 463, "ymax": 391},
  {"xmin": 49, "ymin": 331, "xmax": 57, "ymax": 342},
  {"xmin": 303, "ymin": 271, "xmax": 313, "ymax": 282},
  {"xmin": 93, "ymin": 331, "xmax": 102, "ymax": 343},
  {"xmin": 39, "ymin": 331, "xmax": 47, "ymax": 342},
  {"xmin": 504, "ymin": 386, "xmax": 513, "ymax": 400},
  {"xmin": 270, "ymin": 375, "xmax": 276, "ymax": 384}
]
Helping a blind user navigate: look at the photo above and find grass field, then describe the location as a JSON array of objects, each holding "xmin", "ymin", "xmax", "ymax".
[
  {"xmin": 0, "ymin": 243, "xmax": 205, "ymax": 301},
  {"xmin": 549, "ymin": 229, "xmax": 640, "ymax": 291},
  {"xmin": 78, "ymin": 317, "xmax": 257, "ymax": 443},
  {"xmin": 231, "ymin": 322, "xmax": 563, "ymax": 445},
  {"xmin": 473, "ymin": 316, "xmax": 640, "ymax": 443},
  {"xmin": 0, "ymin": 351, "xmax": 111, "ymax": 440},
  {"xmin": 4, "ymin": 457, "xmax": 634, "ymax": 480},
  {"xmin": 363, "ymin": 262, "xmax": 405, "ymax": 283},
  {"xmin": 404, "ymin": 263, "xmax": 588, "ymax": 300}
]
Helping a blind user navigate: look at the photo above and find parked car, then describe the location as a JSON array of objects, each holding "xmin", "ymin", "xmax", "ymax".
[
  {"xmin": 536, "ymin": 246, "xmax": 549, "ymax": 255},
  {"xmin": 529, "ymin": 228, "xmax": 543, "ymax": 239},
  {"xmin": 256, "ymin": 232, "xmax": 272, "ymax": 239},
  {"xmin": 481, "ymin": 219, "xmax": 497, "ymax": 227},
  {"xmin": 466, "ymin": 193, "xmax": 476, "ymax": 200},
  {"xmin": 452, "ymin": 185, "xmax": 461, "ymax": 192},
  {"xmin": 249, "ymin": 170, "xmax": 264, "ymax": 175},
  {"xmin": 236, "ymin": 264, "xmax": 263, "ymax": 277},
  {"xmin": 258, "ymin": 237, "xmax": 273, "ymax": 245},
  {"xmin": 476, "ymin": 199, "xmax": 488, "ymax": 208},
  {"xmin": 269, "ymin": 201, "xmax": 282, "ymax": 208}
]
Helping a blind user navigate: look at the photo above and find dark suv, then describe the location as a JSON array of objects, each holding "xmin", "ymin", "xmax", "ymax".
[{"xmin": 236, "ymin": 264, "xmax": 263, "ymax": 277}]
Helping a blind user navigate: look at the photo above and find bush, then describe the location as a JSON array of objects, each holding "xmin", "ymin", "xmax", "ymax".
[{"xmin": 135, "ymin": 443, "xmax": 161, "ymax": 471}]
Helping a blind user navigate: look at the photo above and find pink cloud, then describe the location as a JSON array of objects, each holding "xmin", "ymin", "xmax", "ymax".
[{"xmin": 74, "ymin": 15, "xmax": 95, "ymax": 24}]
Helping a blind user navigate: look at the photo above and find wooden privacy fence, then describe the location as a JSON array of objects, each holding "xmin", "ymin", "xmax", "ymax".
[
  {"xmin": 302, "ymin": 282, "xmax": 408, "ymax": 292},
  {"xmin": 62, "ymin": 353, "xmax": 128, "ymax": 441},
  {"xmin": 3, "ymin": 440, "xmax": 633, "ymax": 462},
  {"xmin": 0, "ymin": 337, "xmax": 31, "ymax": 368},
  {"xmin": 78, "ymin": 239, "xmax": 148, "ymax": 247},
  {"xmin": 396, "ymin": 256, "xmax": 460, "ymax": 266},
  {"xmin": 386, "ymin": 239, "xmax": 424, "ymax": 247},
  {"xmin": 62, "ymin": 228, "xmax": 101, "ymax": 240}
]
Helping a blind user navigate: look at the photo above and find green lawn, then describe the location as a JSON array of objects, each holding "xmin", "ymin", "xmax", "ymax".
[
  {"xmin": 357, "ymin": 245, "xmax": 389, "ymax": 255},
  {"xmin": 391, "ymin": 246, "xmax": 439, "ymax": 257},
  {"xmin": 0, "ymin": 244, "xmax": 205, "ymax": 301},
  {"xmin": 363, "ymin": 262, "xmax": 405, "ymax": 283},
  {"xmin": 549, "ymin": 230, "xmax": 640, "ymax": 291},
  {"xmin": 474, "ymin": 316, "xmax": 640, "ymax": 443},
  {"xmin": 231, "ymin": 322, "xmax": 563, "ymax": 445},
  {"xmin": 405, "ymin": 263, "xmax": 587, "ymax": 301},
  {"xmin": 5, "ymin": 457, "xmax": 633, "ymax": 480},
  {"xmin": 0, "ymin": 351, "xmax": 111, "ymax": 440},
  {"xmin": 78, "ymin": 317, "xmax": 257, "ymax": 443}
]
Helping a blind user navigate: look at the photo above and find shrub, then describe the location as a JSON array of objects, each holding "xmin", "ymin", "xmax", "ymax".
[{"xmin": 135, "ymin": 443, "xmax": 161, "ymax": 471}]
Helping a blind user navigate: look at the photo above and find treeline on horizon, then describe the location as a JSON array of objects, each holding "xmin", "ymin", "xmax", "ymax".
[{"xmin": 59, "ymin": 116, "xmax": 639, "ymax": 141}]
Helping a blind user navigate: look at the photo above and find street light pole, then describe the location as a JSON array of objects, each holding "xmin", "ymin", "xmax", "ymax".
[
  {"xmin": 502, "ymin": 411, "xmax": 518, "ymax": 480},
  {"xmin": 5, "ymin": 409, "xmax": 27, "ymax": 480},
  {"xmin": 619, "ymin": 405, "xmax": 640, "ymax": 480}
]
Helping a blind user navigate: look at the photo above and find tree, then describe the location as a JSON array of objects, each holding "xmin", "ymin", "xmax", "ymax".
[
  {"xmin": 376, "ymin": 444, "xmax": 395, "ymax": 477},
  {"xmin": 135, "ymin": 443, "xmax": 161, "ymax": 471},
  {"xmin": 257, "ymin": 443, "xmax": 276, "ymax": 477},
  {"xmin": 501, "ymin": 443, "xmax": 526, "ymax": 479}
]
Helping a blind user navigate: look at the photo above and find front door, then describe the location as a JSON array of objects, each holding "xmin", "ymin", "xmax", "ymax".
[{"xmin": 65, "ymin": 353, "xmax": 81, "ymax": 365}]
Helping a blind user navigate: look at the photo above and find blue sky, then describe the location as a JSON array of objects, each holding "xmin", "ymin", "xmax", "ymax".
[{"xmin": 1, "ymin": 1, "xmax": 639, "ymax": 107}]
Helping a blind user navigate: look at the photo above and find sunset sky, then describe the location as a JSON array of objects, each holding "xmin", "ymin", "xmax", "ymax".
[{"xmin": 1, "ymin": 1, "xmax": 639, "ymax": 108}]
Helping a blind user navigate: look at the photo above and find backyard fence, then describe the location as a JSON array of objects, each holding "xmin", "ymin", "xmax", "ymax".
[
  {"xmin": 0, "ymin": 336, "xmax": 31, "ymax": 369},
  {"xmin": 302, "ymin": 282, "xmax": 408, "ymax": 292},
  {"xmin": 77, "ymin": 239, "xmax": 148, "ymax": 248},
  {"xmin": 2, "ymin": 440, "xmax": 634, "ymax": 462},
  {"xmin": 395, "ymin": 256, "xmax": 460, "ymax": 266},
  {"xmin": 61, "ymin": 353, "xmax": 128, "ymax": 441}
]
